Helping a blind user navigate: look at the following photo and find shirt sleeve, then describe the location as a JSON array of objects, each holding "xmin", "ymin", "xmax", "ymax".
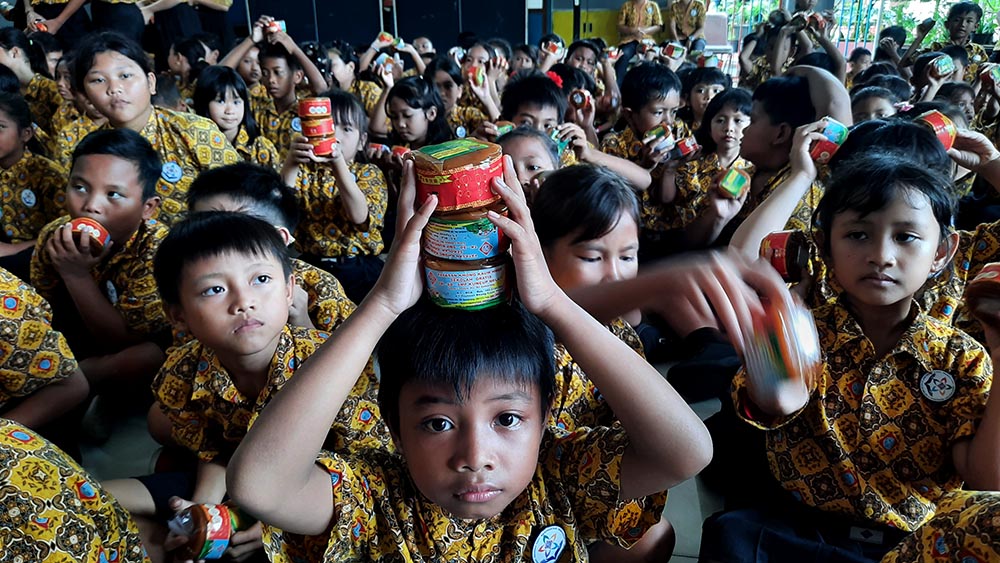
[
  {"xmin": 355, "ymin": 164, "xmax": 388, "ymax": 235},
  {"xmin": 942, "ymin": 333, "xmax": 992, "ymax": 446},
  {"xmin": 650, "ymin": 3, "xmax": 663, "ymax": 26},
  {"xmin": 151, "ymin": 350, "xmax": 222, "ymax": 462},
  {"xmin": 543, "ymin": 426, "xmax": 668, "ymax": 547},
  {"xmin": 115, "ymin": 224, "xmax": 169, "ymax": 338}
]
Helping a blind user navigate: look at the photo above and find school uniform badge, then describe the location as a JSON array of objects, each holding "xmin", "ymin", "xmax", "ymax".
[
  {"xmin": 20, "ymin": 189, "xmax": 35, "ymax": 208},
  {"xmin": 456, "ymin": 125, "xmax": 467, "ymax": 138},
  {"xmin": 532, "ymin": 524, "xmax": 567, "ymax": 562},
  {"xmin": 161, "ymin": 161, "xmax": 183, "ymax": 183},
  {"xmin": 920, "ymin": 370, "xmax": 956, "ymax": 402},
  {"xmin": 291, "ymin": 117, "xmax": 302, "ymax": 133}
]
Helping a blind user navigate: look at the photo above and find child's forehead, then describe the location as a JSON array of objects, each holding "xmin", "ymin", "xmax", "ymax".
[
  {"xmin": 182, "ymin": 249, "xmax": 285, "ymax": 278},
  {"xmin": 400, "ymin": 376, "xmax": 540, "ymax": 405},
  {"xmin": 72, "ymin": 154, "xmax": 142, "ymax": 183}
]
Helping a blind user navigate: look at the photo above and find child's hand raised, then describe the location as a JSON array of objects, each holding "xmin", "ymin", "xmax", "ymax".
[
  {"xmin": 486, "ymin": 156, "xmax": 561, "ymax": 317},
  {"xmin": 948, "ymin": 129, "xmax": 1000, "ymax": 172},
  {"xmin": 46, "ymin": 222, "xmax": 113, "ymax": 279},
  {"xmin": 368, "ymin": 160, "xmax": 436, "ymax": 316},
  {"xmin": 789, "ymin": 119, "xmax": 827, "ymax": 181}
]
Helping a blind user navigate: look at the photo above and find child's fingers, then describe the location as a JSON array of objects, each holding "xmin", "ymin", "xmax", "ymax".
[
  {"xmin": 398, "ymin": 194, "xmax": 436, "ymax": 247},
  {"xmin": 499, "ymin": 155, "xmax": 526, "ymax": 202},
  {"xmin": 395, "ymin": 160, "xmax": 418, "ymax": 236}
]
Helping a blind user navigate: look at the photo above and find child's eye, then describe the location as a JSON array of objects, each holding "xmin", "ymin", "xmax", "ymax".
[
  {"xmin": 422, "ymin": 418, "xmax": 453, "ymax": 433},
  {"xmin": 578, "ymin": 255, "xmax": 601, "ymax": 263},
  {"xmin": 201, "ymin": 286, "xmax": 225, "ymax": 296},
  {"xmin": 120, "ymin": 73, "xmax": 132, "ymax": 79},
  {"xmin": 845, "ymin": 231, "xmax": 867, "ymax": 241},
  {"xmin": 71, "ymin": 184, "xmax": 87, "ymax": 192},
  {"xmin": 107, "ymin": 191, "xmax": 123, "ymax": 199},
  {"xmin": 621, "ymin": 254, "xmax": 637, "ymax": 262},
  {"xmin": 526, "ymin": 164, "xmax": 542, "ymax": 172},
  {"xmin": 253, "ymin": 274, "xmax": 272, "ymax": 285},
  {"xmin": 895, "ymin": 233, "xmax": 918, "ymax": 243},
  {"xmin": 496, "ymin": 413, "xmax": 522, "ymax": 428}
]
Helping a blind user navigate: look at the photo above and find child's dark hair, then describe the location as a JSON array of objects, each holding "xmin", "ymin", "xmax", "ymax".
[
  {"xmin": 793, "ymin": 52, "xmax": 835, "ymax": 74},
  {"xmin": 187, "ymin": 162, "xmax": 299, "ymax": 231},
  {"xmin": 498, "ymin": 126, "xmax": 560, "ymax": 170},
  {"xmin": 193, "ymin": 65, "xmax": 260, "ymax": 142},
  {"xmin": 500, "ymin": 70, "xmax": 568, "ymax": 122},
  {"xmin": 828, "ymin": 118, "xmax": 950, "ymax": 175},
  {"xmin": 327, "ymin": 88, "xmax": 369, "ymax": 137},
  {"xmin": 854, "ymin": 61, "xmax": 901, "ymax": 86},
  {"xmin": 936, "ymin": 81, "xmax": 975, "ymax": 103},
  {"xmin": 172, "ymin": 37, "xmax": 209, "ymax": 84},
  {"xmin": 940, "ymin": 44, "xmax": 970, "ymax": 68},
  {"xmin": 464, "ymin": 42, "xmax": 496, "ymax": 63},
  {"xmin": 154, "ymin": 211, "xmax": 293, "ymax": 306},
  {"xmin": 423, "ymin": 55, "xmax": 463, "ymax": 86},
  {"xmin": 376, "ymin": 298, "xmax": 555, "ymax": 436},
  {"xmin": 190, "ymin": 32, "xmax": 221, "ymax": 57},
  {"xmin": 875, "ymin": 27, "xmax": 906, "ymax": 61},
  {"xmin": 565, "ymin": 40, "xmax": 599, "ymax": 63},
  {"xmin": 621, "ymin": 62, "xmax": 682, "ymax": 112},
  {"xmin": 0, "ymin": 91, "xmax": 33, "ymax": 132},
  {"xmin": 752, "ymin": 75, "xmax": 815, "ymax": 129},
  {"xmin": 681, "ymin": 67, "xmax": 731, "ymax": 100},
  {"xmin": 0, "ymin": 64, "xmax": 20, "ymax": 94},
  {"xmin": 816, "ymin": 153, "xmax": 955, "ymax": 257},
  {"xmin": 913, "ymin": 51, "xmax": 947, "ymax": 82},
  {"xmin": 152, "ymin": 72, "xmax": 183, "ymax": 109},
  {"xmin": 386, "ymin": 76, "xmax": 450, "ymax": 146},
  {"xmin": 947, "ymin": 1, "xmax": 983, "ymax": 23},
  {"xmin": 325, "ymin": 39, "xmax": 358, "ymax": 73},
  {"xmin": 848, "ymin": 47, "xmax": 871, "ymax": 63},
  {"xmin": 856, "ymin": 74, "xmax": 911, "ymax": 103},
  {"xmin": 548, "ymin": 63, "xmax": 596, "ymax": 96},
  {"xmin": 486, "ymin": 37, "xmax": 512, "ymax": 62},
  {"xmin": 513, "ymin": 44, "xmax": 539, "ymax": 67},
  {"xmin": 259, "ymin": 41, "xmax": 302, "ymax": 72},
  {"xmin": 898, "ymin": 100, "xmax": 968, "ymax": 128},
  {"xmin": 72, "ymin": 129, "xmax": 161, "ymax": 200},
  {"xmin": 27, "ymin": 31, "xmax": 61, "ymax": 58},
  {"xmin": 73, "ymin": 31, "xmax": 151, "ymax": 92},
  {"xmin": 695, "ymin": 87, "xmax": 752, "ymax": 153},
  {"xmin": 0, "ymin": 28, "xmax": 52, "ymax": 78},
  {"xmin": 538, "ymin": 33, "xmax": 564, "ymax": 49},
  {"xmin": 850, "ymin": 86, "xmax": 899, "ymax": 108},
  {"xmin": 532, "ymin": 165, "xmax": 639, "ymax": 247}
]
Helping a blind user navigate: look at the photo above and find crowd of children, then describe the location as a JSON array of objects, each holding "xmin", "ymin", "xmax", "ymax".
[{"xmin": 2, "ymin": 0, "xmax": 1000, "ymax": 561}]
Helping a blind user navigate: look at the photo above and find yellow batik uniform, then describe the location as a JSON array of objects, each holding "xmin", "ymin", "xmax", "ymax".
[
  {"xmin": 348, "ymin": 79, "xmax": 383, "ymax": 119},
  {"xmin": 233, "ymin": 126, "xmax": 280, "ymax": 170},
  {"xmin": 458, "ymin": 88, "xmax": 489, "ymax": 117},
  {"xmin": 673, "ymin": 153, "xmax": 754, "ymax": 231},
  {"xmin": 741, "ymin": 56, "xmax": 793, "ymax": 92},
  {"xmin": 152, "ymin": 325, "xmax": 390, "ymax": 461},
  {"xmin": 551, "ymin": 318, "xmax": 644, "ymax": 431},
  {"xmin": 43, "ymin": 101, "xmax": 102, "ymax": 168},
  {"xmin": 291, "ymin": 259, "xmax": 356, "ymax": 332},
  {"xmin": 265, "ymin": 425, "xmax": 667, "ymax": 562},
  {"xmin": 0, "ymin": 419, "xmax": 150, "ymax": 563},
  {"xmin": 733, "ymin": 299, "xmax": 992, "ymax": 532},
  {"xmin": 928, "ymin": 41, "xmax": 988, "ymax": 82},
  {"xmin": 669, "ymin": 0, "xmax": 706, "ymax": 40},
  {"xmin": 618, "ymin": 0, "xmax": 663, "ymax": 42},
  {"xmin": 736, "ymin": 163, "xmax": 823, "ymax": 233},
  {"xmin": 0, "ymin": 150, "xmax": 67, "ymax": 243},
  {"xmin": 31, "ymin": 216, "xmax": 170, "ymax": 340},
  {"xmin": 253, "ymin": 98, "xmax": 298, "ymax": 161},
  {"xmin": 248, "ymin": 82, "xmax": 270, "ymax": 123},
  {"xmin": 0, "ymin": 267, "xmax": 77, "ymax": 409},
  {"xmin": 125, "ymin": 106, "xmax": 240, "ymax": 226},
  {"xmin": 447, "ymin": 105, "xmax": 486, "ymax": 139},
  {"xmin": 292, "ymin": 161, "xmax": 387, "ymax": 258},
  {"xmin": 24, "ymin": 74, "xmax": 62, "ymax": 135},
  {"xmin": 882, "ymin": 490, "xmax": 1000, "ymax": 562}
]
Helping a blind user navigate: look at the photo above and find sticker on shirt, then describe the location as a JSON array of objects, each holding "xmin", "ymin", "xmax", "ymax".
[
  {"xmin": 691, "ymin": 8, "xmax": 698, "ymax": 16},
  {"xmin": 291, "ymin": 117, "xmax": 302, "ymax": 133},
  {"xmin": 455, "ymin": 125, "xmax": 467, "ymax": 139},
  {"xmin": 920, "ymin": 370, "xmax": 956, "ymax": 402},
  {"xmin": 532, "ymin": 524, "xmax": 567, "ymax": 563},
  {"xmin": 161, "ymin": 161, "xmax": 183, "ymax": 184},
  {"xmin": 20, "ymin": 189, "xmax": 36, "ymax": 208},
  {"xmin": 105, "ymin": 281, "xmax": 119, "ymax": 305}
]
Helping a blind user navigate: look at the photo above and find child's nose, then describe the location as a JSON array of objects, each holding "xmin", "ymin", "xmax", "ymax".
[{"xmin": 451, "ymin": 426, "xmax": 495, "ymax": 472}]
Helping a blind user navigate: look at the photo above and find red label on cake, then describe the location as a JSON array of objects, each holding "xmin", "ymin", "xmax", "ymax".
[
  {"xmin": 417, "ymin": 156, "xmax": 503, "ymax": 211},
  {"xmin": 298, "ymin": 98, "xmax": 331, "ymax": 118},
  {"xmin": 917, "ymin": 110, "xmax": 957, "ymax": 151},
  {"xmin": 760, "ymin": 231, "xmax": 794, "ymax": 279},
  {"xmin": 70, "ymin": 217, "xmax": 112, "ymax": 250},
  {"xmin": 310, "ymin": 136, "xmax": 337, "ymax": 156},
  {"xmin": 301, "ymin": 118, "xmax": 334, "ymax": 137}
]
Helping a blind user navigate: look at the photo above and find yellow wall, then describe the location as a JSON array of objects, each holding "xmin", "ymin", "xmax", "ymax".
[{"xmin": 553, "ymin": 9, "xmax": 627, "ymax": 47}]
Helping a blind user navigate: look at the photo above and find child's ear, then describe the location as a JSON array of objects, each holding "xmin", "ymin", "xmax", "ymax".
[
  {"xmin": 141, "ymin": 196, "xmax": 161, "ymax": 220},
  {"xmin": 19, "ymin": 125, "xmax": 33, "ymax": 144},
  {"xmin": 358, "ymin": 130, "xmax": 368, "ymax": 152},
  {"xmin": 425, "ymin": 105, "xmax": 438, "ymax": 121},
  {"xmin": 773, "ymin": 122, "xmax": 794, "ymax": 146},
  {"xmin": 284, "ymin": 272, "xmax": 295, "ymax": 307},
  {"xmin": 274, "ymin": 225, "xmax": 294, "ymax": 246},
  {"xmin": 931, "ymin": 230, "xmax": 961, "ymax": 276},
  {"xmin": 166, "ymin": 303, "xmax": 188, "ymax": 332},
  {"xmin": 293, "ymin": 69, "xmax": 305, "ymax": 85},
  {"xmin": 146, "ymin": 72, "xmax": 157, "ymax": 96}
]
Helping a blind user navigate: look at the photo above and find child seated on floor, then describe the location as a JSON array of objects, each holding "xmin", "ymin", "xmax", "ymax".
[
  {"xmin": 223, "ymin": 156, "xmax": 785, "ymax": 561},
  {"xmin": 103, "ymin": 211, "xmax": 389, "ymax": 563},
  {"xmin": 30, "ymin": 128, "xmax": 172, "ymax": 391},
  {"xmin": 187, "ymin": 161, "xmax": 356, "ymax": 333},
  {"xmin": 701, "ymin": 152, "xmax": 1000, "ymax": 562}
]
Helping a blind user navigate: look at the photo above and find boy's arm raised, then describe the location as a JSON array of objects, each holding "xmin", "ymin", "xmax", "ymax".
[
  {"xmin": 227, "ymin": 161, "xmax": 436, "ymax": 535},
  {"xmin": 487, "ymin": 160, "xmax": 789, "ymax": 499}
]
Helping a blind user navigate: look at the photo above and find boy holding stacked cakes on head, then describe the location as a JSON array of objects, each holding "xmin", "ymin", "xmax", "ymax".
[{"xmin": 31, "ymin": 129, "xmax": 171, "ymax": 394}]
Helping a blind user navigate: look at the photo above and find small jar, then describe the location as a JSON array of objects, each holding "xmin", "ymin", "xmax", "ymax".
[
  {"xmin": 424, "ymin": 255, "xmax": 510, "ymax": 310},
  {"xmin": 298, "ymin": 97, "xmax": 331, "ymax": 119},
  {"xmin": 743, "ymin": 297, "xmax": 822, "ymax": 390},
  {"xmin": 310, "ymin": 134, "xmax": 337, "ymax": 156},
  {"xmin": 70, "ymin": 217, "xmax": 112, "ymax": 252},
  {"xmin": 423, "ymin": 202, "xmax": 509, "ymax": 261},
  {"xmin": 808, "ymin": 116, "xmax": 849, "ymax": 164},
  {"xmin": 301, "ymin": 116, "xmax": 334, "ymax": 138},
  {"xmin": 168, "ymin": 503, "xmax": 252, "ymax": 560},
  {"xmin": 759, "ymin": 230, "xmax": 810, "ymax": 283}
]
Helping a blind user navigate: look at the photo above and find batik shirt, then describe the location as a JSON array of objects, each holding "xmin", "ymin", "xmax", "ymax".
[
  {"xmin": 233, "ymin": 126, "xmax": 280, "ymax": 170},
  {"xmin": 669, "ymin": 0, "xmax": 706, "ymax": 39},
  {"xmin": 292, "ymin": 161, "xmax": 387, "ymax": 258},
  {"xmin": 292, "ymin": 259, "xmax": 356, "ymax": 332},
  {"xmin": 0, "ymin": 150, "xmax": 67, "ymax": 243}
]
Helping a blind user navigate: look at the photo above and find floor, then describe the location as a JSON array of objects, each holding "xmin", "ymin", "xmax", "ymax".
[{"xmin": 80, "ymin": 362, "xmax": 723, "ymax": 561}]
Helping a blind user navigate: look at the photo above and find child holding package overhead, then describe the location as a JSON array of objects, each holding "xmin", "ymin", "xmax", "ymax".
[
  {"xmin": 225, "ymin": 152, "xmax": 792, "ymax": 561},
  {"xmin": 701, "ymin": 153, "xmax": 1000, "ymax": 562}
]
